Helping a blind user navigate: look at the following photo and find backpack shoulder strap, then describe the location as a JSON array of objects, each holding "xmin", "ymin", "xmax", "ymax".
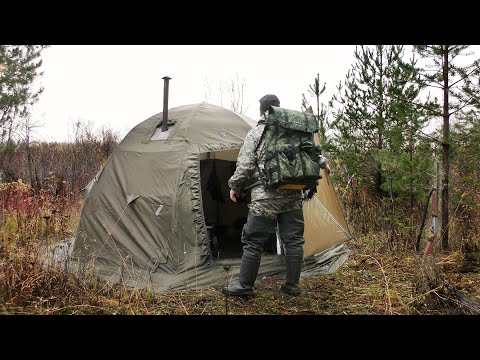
[
  {"xmin": 254, "ymin": 119, "xmax": 268, "ymax": 153},
  {"xmin": 250, "ymin": 119, "xmax": 268, "ymax": 189}
]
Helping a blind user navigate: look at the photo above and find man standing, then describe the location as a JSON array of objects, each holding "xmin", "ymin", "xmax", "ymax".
[{"xmin": 222, "ymin": 94, "xmax": 330, "ymax": 297}]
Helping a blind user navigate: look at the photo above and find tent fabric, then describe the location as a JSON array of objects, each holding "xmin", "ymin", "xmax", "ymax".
[{"xmin": 69, "ymin": 102, "xmax": 351, "ymax": 292}]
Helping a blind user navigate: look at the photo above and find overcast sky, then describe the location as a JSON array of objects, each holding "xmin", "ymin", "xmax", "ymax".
[{"xmin": 30, "ymin": 45, "xmax": 357, "ymax": 142}]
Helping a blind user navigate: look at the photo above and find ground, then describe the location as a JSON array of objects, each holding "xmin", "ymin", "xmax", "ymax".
[
  {"xmin": 160, "ymin": 249, "xmax": 480, "ymax": 315},
  {"xmin": 3, "ymin": 235, "xmax": 480, "ymax": 315}
]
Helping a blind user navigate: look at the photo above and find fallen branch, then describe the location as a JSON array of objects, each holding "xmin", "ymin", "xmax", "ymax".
[{"xmin": 444, "ymin": 283, "xmax": 480, "ymax": 315}]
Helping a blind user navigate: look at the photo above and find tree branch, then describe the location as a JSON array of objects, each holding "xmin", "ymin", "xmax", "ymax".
[
  {"xmin": 418, "ymin": 72, "xmax": 444, "ymax": 88},
  {"xmin": 448, "ymin": 89, "xmax": 480, "ymax": 117},
  {"xmin": 449, "ymin": 66, "xmax": 480, "ymax": 88}
]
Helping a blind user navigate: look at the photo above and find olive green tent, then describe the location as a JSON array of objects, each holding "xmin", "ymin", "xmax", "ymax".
[{"xmin": 69, "ymin": 102, "xmax": 351, "ymax": 293}]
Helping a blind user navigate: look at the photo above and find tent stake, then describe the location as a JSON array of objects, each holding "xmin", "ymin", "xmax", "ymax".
[{"xmin": 223, "ymin": 265, "xmax": 231, "ymax": 315}]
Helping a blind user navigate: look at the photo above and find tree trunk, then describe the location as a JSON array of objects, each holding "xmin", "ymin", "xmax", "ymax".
[
  {"xmin": 409, "ymin": 139, "xmax": 414, "ymax": 248},
  {"xmin": 25, "ymin": 134, "xmax": 38, "ymax": 193},
  {"xmin": 375, "ymin": 132, "xmax": 383, "ymax": 194},
  {"xmin": 317, "ymin": 92, "xmax": 322, "ymax": 142},
  {"xmin": 376, "ymin": 47, "xmax": 384, "ymax": 195},
  {"xmin": 441, "ymin": 46, "xmax": 450, "ymax": 251}
]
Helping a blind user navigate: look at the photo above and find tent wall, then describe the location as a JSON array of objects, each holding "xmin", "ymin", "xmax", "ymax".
[
  {"xmin": 303, "ymin": 169, "xmax": 351, "ymax": 257},
  {"xmin": 72, "ymin": 147, "xmax": 190, "ymax": 273}
]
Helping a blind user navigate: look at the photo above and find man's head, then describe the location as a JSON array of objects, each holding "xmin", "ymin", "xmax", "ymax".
[{"xmin": 259, "ymin": 94, "xmax": 280, "ymax": 116}]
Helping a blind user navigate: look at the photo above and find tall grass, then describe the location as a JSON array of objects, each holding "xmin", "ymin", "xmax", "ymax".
[
  {"xmin": 1, "ymin": 175, "xmax": 478, "ymax": 315},
  {"xmin": 0, "ymin": 181, "xmax": 202, "ymax": 314}
]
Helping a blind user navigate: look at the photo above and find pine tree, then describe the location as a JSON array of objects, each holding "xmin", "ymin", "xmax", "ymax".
[
  {"xmin": 302, "ymin": 74, "xmax": 328, "ymax": 142},
  {"xmin": 414, "ymin": 45, "xmax": 480, "ymax": 251},
  {"xmin": 449, "ymin": 110, "xmax": 480, "ymax": 251},
  {"xmin": 0, "ymin": 45, "xmax": 47, "ymax": 142},
  {"xmin": 331, "ymin": 45, "xmax": 429, "ymax": 196},
  {"xmin": 0, "ymin": 45, "xmax": 47, "ymax": 182}
]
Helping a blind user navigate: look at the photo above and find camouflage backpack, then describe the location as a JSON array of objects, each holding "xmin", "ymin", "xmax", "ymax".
[{"xmin": 254, "ymin": 105, "xmax": 322, "ymax": 191}]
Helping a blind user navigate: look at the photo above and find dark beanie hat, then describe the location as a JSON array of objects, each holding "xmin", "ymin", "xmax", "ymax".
[{"xmin": 259, "ymin": 94, "xmax": 280, "ymax": 115}]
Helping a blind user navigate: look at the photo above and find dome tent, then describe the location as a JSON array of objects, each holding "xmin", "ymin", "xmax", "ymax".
[{"xmin": 69, "ymin": 102, "xmax": 351, "ymax": 293}]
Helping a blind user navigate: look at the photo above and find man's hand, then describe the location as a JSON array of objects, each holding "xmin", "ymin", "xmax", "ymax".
[
  {"xmin": 230, "ymin": 189, "xmax": 240, "ymax": 203},
  {"xmin": 325, "ymin": 165, "xmax": 331, "ymax": 175}
]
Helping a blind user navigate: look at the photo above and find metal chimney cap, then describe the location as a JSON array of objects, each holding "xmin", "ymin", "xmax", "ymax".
[{"xmin": 162, "ymin": 76, "xmax": 172, "ymax": 80}]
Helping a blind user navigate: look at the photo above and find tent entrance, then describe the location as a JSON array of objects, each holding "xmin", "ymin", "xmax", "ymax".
[
  {"xmin": 200, "ymin": 150, "xmax": 247, "ymax": 259},
  {"xmin": 199, "ymin": 150, "xmax": 278, "ymax": 260}
]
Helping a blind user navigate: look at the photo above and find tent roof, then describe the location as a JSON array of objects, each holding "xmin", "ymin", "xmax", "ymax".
[{"xmin": 119, "ymin": 102, "xmax": 257, "ymax": 151}]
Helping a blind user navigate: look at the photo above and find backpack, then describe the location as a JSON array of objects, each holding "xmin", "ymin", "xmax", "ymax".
[{"xmin": 254, "ymin": 105, "xmax": 322, "ymax": 191}]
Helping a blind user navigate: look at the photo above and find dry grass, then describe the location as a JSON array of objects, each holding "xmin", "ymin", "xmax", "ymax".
[
  {"xmin": 1, "ymin": 183, "xmax": 480, "ymax": 315},
  {"xmin": 2, "ymin": 233, "xmax": 479, "ymax": 315}
]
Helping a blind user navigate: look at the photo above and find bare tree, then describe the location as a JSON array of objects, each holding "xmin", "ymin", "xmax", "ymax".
[
  {"xmin": 18, "ymin": 116, "xmax": 44, "ymax": 192},
  {"xmin": 203, "ymin": 77, "xmax": 212, "ymax": 103},
  {"xmin": 226, "ymin": 73, "xmax": 247, "ymax": 114},
  {"xmin": 219, "ymin": 81, "xmax": 224, "ymax": 107},
  {"xmin": 203, "ymin": 74, "xmax": 248, "ymax": 114}
]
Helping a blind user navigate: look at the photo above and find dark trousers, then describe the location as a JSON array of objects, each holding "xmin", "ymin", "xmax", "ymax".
[
  {"xmin": 222, "ymin": 207, "xmax": 305, "ymax": 296},
  {"xmin": 241, "ymin": 208, "xmax": 305, "ymax": 261}
]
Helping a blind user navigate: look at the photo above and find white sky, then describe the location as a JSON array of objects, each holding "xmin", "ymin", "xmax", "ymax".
[{"xmin": 30, "ymin": 45, "xmax": 357, "ymax": 142}]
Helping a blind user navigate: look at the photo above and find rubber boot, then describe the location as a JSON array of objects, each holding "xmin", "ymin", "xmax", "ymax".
[
  {"xmin": 222, "ymin": 255, "xmax": 260, "ymax": 297},
  {"xmin": 277, "ymin": 208, "xmax": 305, "ymax": 297},
  {"xmin": 223, "ymin": 211, "xmax": 275, "ymax": 297},
  {"xmin": 281, "ymin": 254, "xmax": 303, "ymax": 296}
]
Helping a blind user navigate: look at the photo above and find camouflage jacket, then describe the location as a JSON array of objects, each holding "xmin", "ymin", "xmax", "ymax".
[{"xmin": 228, "ymin": 114, "xmax": 328, "ymax": 219}]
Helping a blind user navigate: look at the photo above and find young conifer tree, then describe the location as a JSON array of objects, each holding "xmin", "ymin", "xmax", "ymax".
[
  {"xmin": 0, "ymin": 45, "xmax": 46, "ymax": 140},
  {"xmin": 331, "ymin": 45, "xmax": 428, "ymax": 198},
  {"xmin": 0, "ymin": 45, "xmax": 47, "ymax": 182},
  {"xmin": 414, "ymin": 45, "xmax": 480, "ymax": 250}
]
